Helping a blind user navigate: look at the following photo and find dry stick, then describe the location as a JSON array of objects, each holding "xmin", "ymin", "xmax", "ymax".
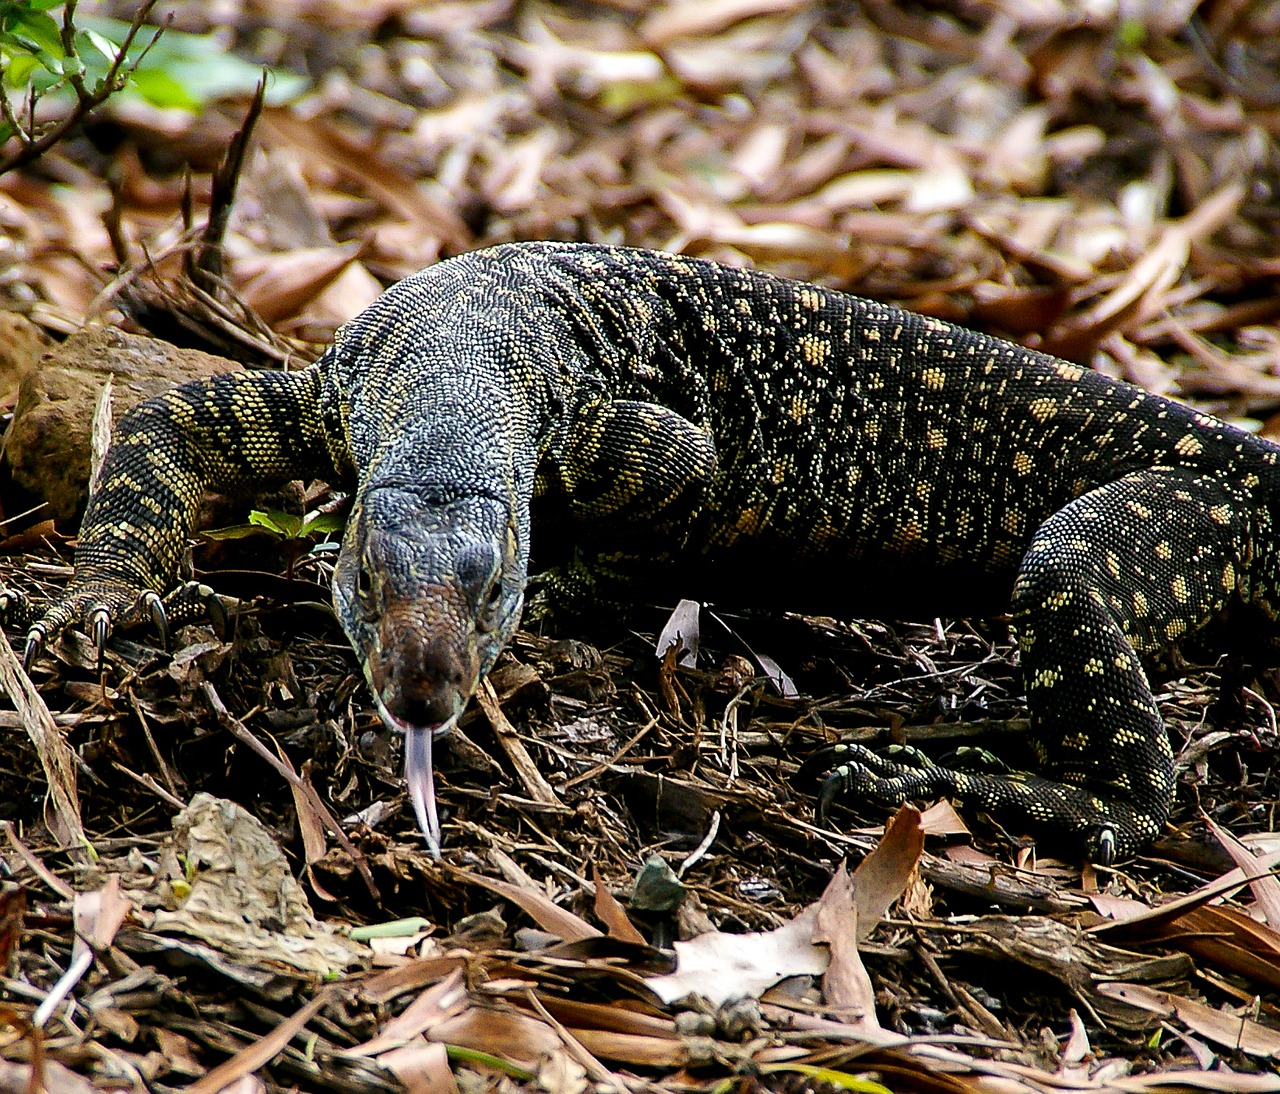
[
  {"xmin": 0, "ymin": 633, "xmax": 88, "ymax": 860},
  {"xmin": 201, "ymin": 682, "xmax": 381, "ymax": 903},
  {"xmin": 477, "ymin": 677, "xmax": 563, "ymax": 808}
]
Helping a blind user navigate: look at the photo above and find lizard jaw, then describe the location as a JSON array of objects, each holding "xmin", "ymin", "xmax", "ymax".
[{"xmin": 375, "ymin": 697, "xmax": 456, "ymax": 859}]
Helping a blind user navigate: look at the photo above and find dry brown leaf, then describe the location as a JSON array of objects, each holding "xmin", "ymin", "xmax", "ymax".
[
  {"xmin": 591, "ymin": 862, "xmax": 646, "ymax": 944},
  {"xmin": 1205, "ymin": 817, "xmax": 1280, "ymax": 928},
  {"xmin": 852, "ymin": 804, "xmax": 924, "ymax": 942},
  {"xmin": 236, "ymin": 243, "xmax": 361, "ymax": 323},
  {"xmin": 1097, "ymin": 982, "xmax": 1280, "ymax": 1059},
  {"xmin": 455, "ymin": 868, "xmax": 601, "ymax": 942},
  {"xmin": 812, "ymin": 861, "xmax": 878, "ymax": 1028},
  {"xmin": 568, "ymin": 1028, "xmax": 684, "ymax": 1068},
  {"xmin": 428, "ymin": 1005, "xmax": 563, "ymax": 1068},
  {"xmin": 345, "ymin": 968, "xmax": 468, "ymax": 1057}
]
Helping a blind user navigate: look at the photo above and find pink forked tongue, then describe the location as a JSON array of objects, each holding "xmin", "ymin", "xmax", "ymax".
[
  {"xmin": 404, "ymin": 725, "xmax": 442, "ymax": 858},
  {"xmin": 376, "ymin": 697, "xmax": 452, "ymax": 858}
]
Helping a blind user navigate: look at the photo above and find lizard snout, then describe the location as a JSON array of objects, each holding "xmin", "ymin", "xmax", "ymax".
[{"xmin": 370, "ymin": 607, "xmax": 479, "ymax": 729}]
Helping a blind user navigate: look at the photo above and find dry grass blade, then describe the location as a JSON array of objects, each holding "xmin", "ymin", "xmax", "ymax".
[
  {"xmin": 0, "ymin": 632, "xmax": 85, "ymax": 857},
  {"xmin": 184, "ymin": 987, "xmax": 336, "ymax": 1094}
]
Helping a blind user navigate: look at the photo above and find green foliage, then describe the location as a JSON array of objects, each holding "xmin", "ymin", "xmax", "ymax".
[
  {"xmin": 0, "ymin": 0, "xmax": 306, "ymax": 154},
  {"xmin": 80, "ymin": 14, "xmax": 307, "ymax": 110},
  {"xmin": 203, "ymin": 506, "xmax": 345, "ymax": 544}
]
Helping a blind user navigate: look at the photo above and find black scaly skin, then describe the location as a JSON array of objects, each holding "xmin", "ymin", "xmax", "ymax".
[{"xmin": 26, "ymin": 242, "xmax": 1280, "ymax": 862}]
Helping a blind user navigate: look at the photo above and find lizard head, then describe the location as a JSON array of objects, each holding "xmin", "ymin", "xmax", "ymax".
[{"xmin": 333, "ymin": 485, "xmax": 523, "ymax": 856}]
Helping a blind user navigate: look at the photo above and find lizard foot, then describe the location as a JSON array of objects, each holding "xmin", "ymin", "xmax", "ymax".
[
  {"xmin": 799, "ymin": 741, "xmax": 1128, "ymax": 866},
  {"xmin": 22, "ymin": 579, "xmax": 229, "ymax": 670}
]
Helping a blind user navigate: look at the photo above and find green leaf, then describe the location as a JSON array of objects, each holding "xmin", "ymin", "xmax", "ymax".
[
  {"xmin": 82, "ymin": 27, "xmax": 120, "ymax": 66},
  {"xmin": 349, "ymin": 917, "xmax": 433, "ymax": 941},
  {"xmin": 5, "ymin": 10, "xmax": 63, "ymax": 59},
  {"xmin": 249, "ymin": 508, "xmax": 303, "ymax": 539},
  {"xmin": 299, "ymin": 510, "xmax": 344, "ymax": 537},
  {"xmin": 761, "ymin": 1064, "xmax": 894, "ymax": 1094},
  {"xmin": 200, "ymin": 523, "xmax": 270, "ymax": 542},
  {"xmin": 128, "ymin": 64, "xmax": 200, "ymax": 110}
]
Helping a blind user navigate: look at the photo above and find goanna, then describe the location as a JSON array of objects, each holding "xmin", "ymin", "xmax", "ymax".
[{"xmin": 21, "ymin": 241, "xmax": 1280, "ymax": 863}]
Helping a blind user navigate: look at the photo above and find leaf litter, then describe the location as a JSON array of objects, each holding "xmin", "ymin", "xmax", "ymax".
[{"xmin": 3, "ymin": 1, "xmax": 1280, "ymax": 1091}]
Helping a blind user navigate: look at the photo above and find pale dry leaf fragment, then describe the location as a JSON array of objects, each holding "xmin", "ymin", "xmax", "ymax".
[
  {"xmin": 852, "ymin": 804, "xmax": 925, "ymax": 942},
  {"xmin": 1096, "ymin": 982, "xmax": 1280, "ymax": 1058},
  {"xmin": 656, "ymin": 598, "xmax": 699, "ymax": 667},
  {"xmin": 88, "ymin": 373, "xmax": 112, "ymax": 496},
  {"xmin": 378, "ymin": 1041, "xmax": 458, "ymax": 1094},
  {"xmin": 0, "ymin": 631, "xmax": 86, "ymax": 856},
  {"xmin": 34, "ymin": 875, "xmax": 132, "ymax": 1028},
  {"xmin": 812, "ymin": 861, "xmax": 878, "ymax": 1028},
  {"xmin": 647, "ymin": 902, "xmax": 828, "ymax": 1005},
  {"xmin": 0, "ymin": 1059, "xmax": 97, "ymax": 1094},
  {"xmin": 640, "ymin": 0, "xmax": 810, "ymax": 47},
  {"xmin": 1205, "ymin": 817, "xmax": 1280, "ymax": 927}
]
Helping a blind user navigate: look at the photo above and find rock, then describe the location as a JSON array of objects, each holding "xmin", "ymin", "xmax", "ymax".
[
  {"xmin": 3, "ymin": 325, "xmax": 237, "ymax": 528},
  {"xmin": 0, "ymin": 311, "xmax": 53, "ymax": 410}
]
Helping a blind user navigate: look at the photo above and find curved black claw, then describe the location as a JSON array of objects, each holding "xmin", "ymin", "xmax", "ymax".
[
  {"xmin": 142, "ymin": 591, "xmax": 169, "ymax": 651},
  {"xmin": 816, "ymin": 765, "xmax": 855, "ymax": 828},
  {"xmin": 203, "ymin": 586, "xmax": 230, "ymax": 639},
  {"xmin": 1093, "ymin": 826, "xmax": 1117, "ymax": 868},
  {"xmin": 22, "ymin": 626, "xmax": 44, "ymax": 672},
  {"xmin": 795, "ymin": 742, "xmax": 853, "ymax": 788},
  {"xmin": 89, "ymin": 607, "xmax": 111, "ymax": 672}
]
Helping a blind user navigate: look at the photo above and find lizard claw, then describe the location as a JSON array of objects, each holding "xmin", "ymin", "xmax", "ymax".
[
  {"xmin": 90, "ymin": 607, "xmax": 111, "ymax": 668},
  {"xmin": 142, "ymin": 591, "xmax": 169, "ymax": 651},
  {"xmin": 22, "ymin": 626, "xmax": 44, "ymax": 672},
  {"xmin": 1093, "ymin": 825, "xmax": 1117, "ymax": 868}
]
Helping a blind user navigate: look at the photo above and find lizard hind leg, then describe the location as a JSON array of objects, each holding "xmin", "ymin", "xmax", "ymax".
[{"xmin": 809, "ymin": 467, "xmax": 1250, "ymax": 864}]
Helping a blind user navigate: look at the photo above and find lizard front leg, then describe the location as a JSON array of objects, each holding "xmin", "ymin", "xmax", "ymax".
[
  {"xmin": 24, "ymin": 364, "xmax": 339, "ymax": 663},
  {"xmin": 535, "ymin": 398, "xmax": 717, "ymax": 608}
]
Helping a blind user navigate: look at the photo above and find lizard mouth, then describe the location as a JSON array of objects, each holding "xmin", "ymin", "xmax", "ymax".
[{"xmin": 375, "ymin": 697, "xmax": 457, "ymax": 859}]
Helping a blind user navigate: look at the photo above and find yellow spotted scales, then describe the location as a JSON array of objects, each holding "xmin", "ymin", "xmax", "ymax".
[{"xmin": 23, "ymin": 242, "xmax": 1280, "ymax": 862}]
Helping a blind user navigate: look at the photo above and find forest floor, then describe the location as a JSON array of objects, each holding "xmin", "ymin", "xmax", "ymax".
[{"xmin": 2, "ymin": 2, "xmax": 1280, "ymax": 1092}]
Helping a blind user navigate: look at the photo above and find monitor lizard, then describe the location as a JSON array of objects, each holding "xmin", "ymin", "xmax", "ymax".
[{"xmin": 16, "ymin": 241, "xmax": 1279, "ymax": 863}]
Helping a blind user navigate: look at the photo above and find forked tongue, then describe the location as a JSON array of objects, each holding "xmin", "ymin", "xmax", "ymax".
[{"xmin": 404, "ymin": 723, "xmax": 444, "ymax": 858}]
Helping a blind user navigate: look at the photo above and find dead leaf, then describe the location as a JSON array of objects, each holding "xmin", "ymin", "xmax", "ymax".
[{"xmin": 647, "ymin": 902, "xmax": 828, "ymax": 1005}]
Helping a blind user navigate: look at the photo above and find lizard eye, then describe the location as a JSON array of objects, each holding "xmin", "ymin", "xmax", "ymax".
[
  {"xmin": 356, "ymin": 557, "xmax": 374, "ymax": 605},
  {"xmin": 477, "ymin": 576, "xmax": 504, "ymax": 630}
]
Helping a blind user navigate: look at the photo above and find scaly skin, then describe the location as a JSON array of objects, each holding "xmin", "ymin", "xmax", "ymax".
[{"xmin": 23, "ymin": 242, "xmax": 1280, "ymax": 862}]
